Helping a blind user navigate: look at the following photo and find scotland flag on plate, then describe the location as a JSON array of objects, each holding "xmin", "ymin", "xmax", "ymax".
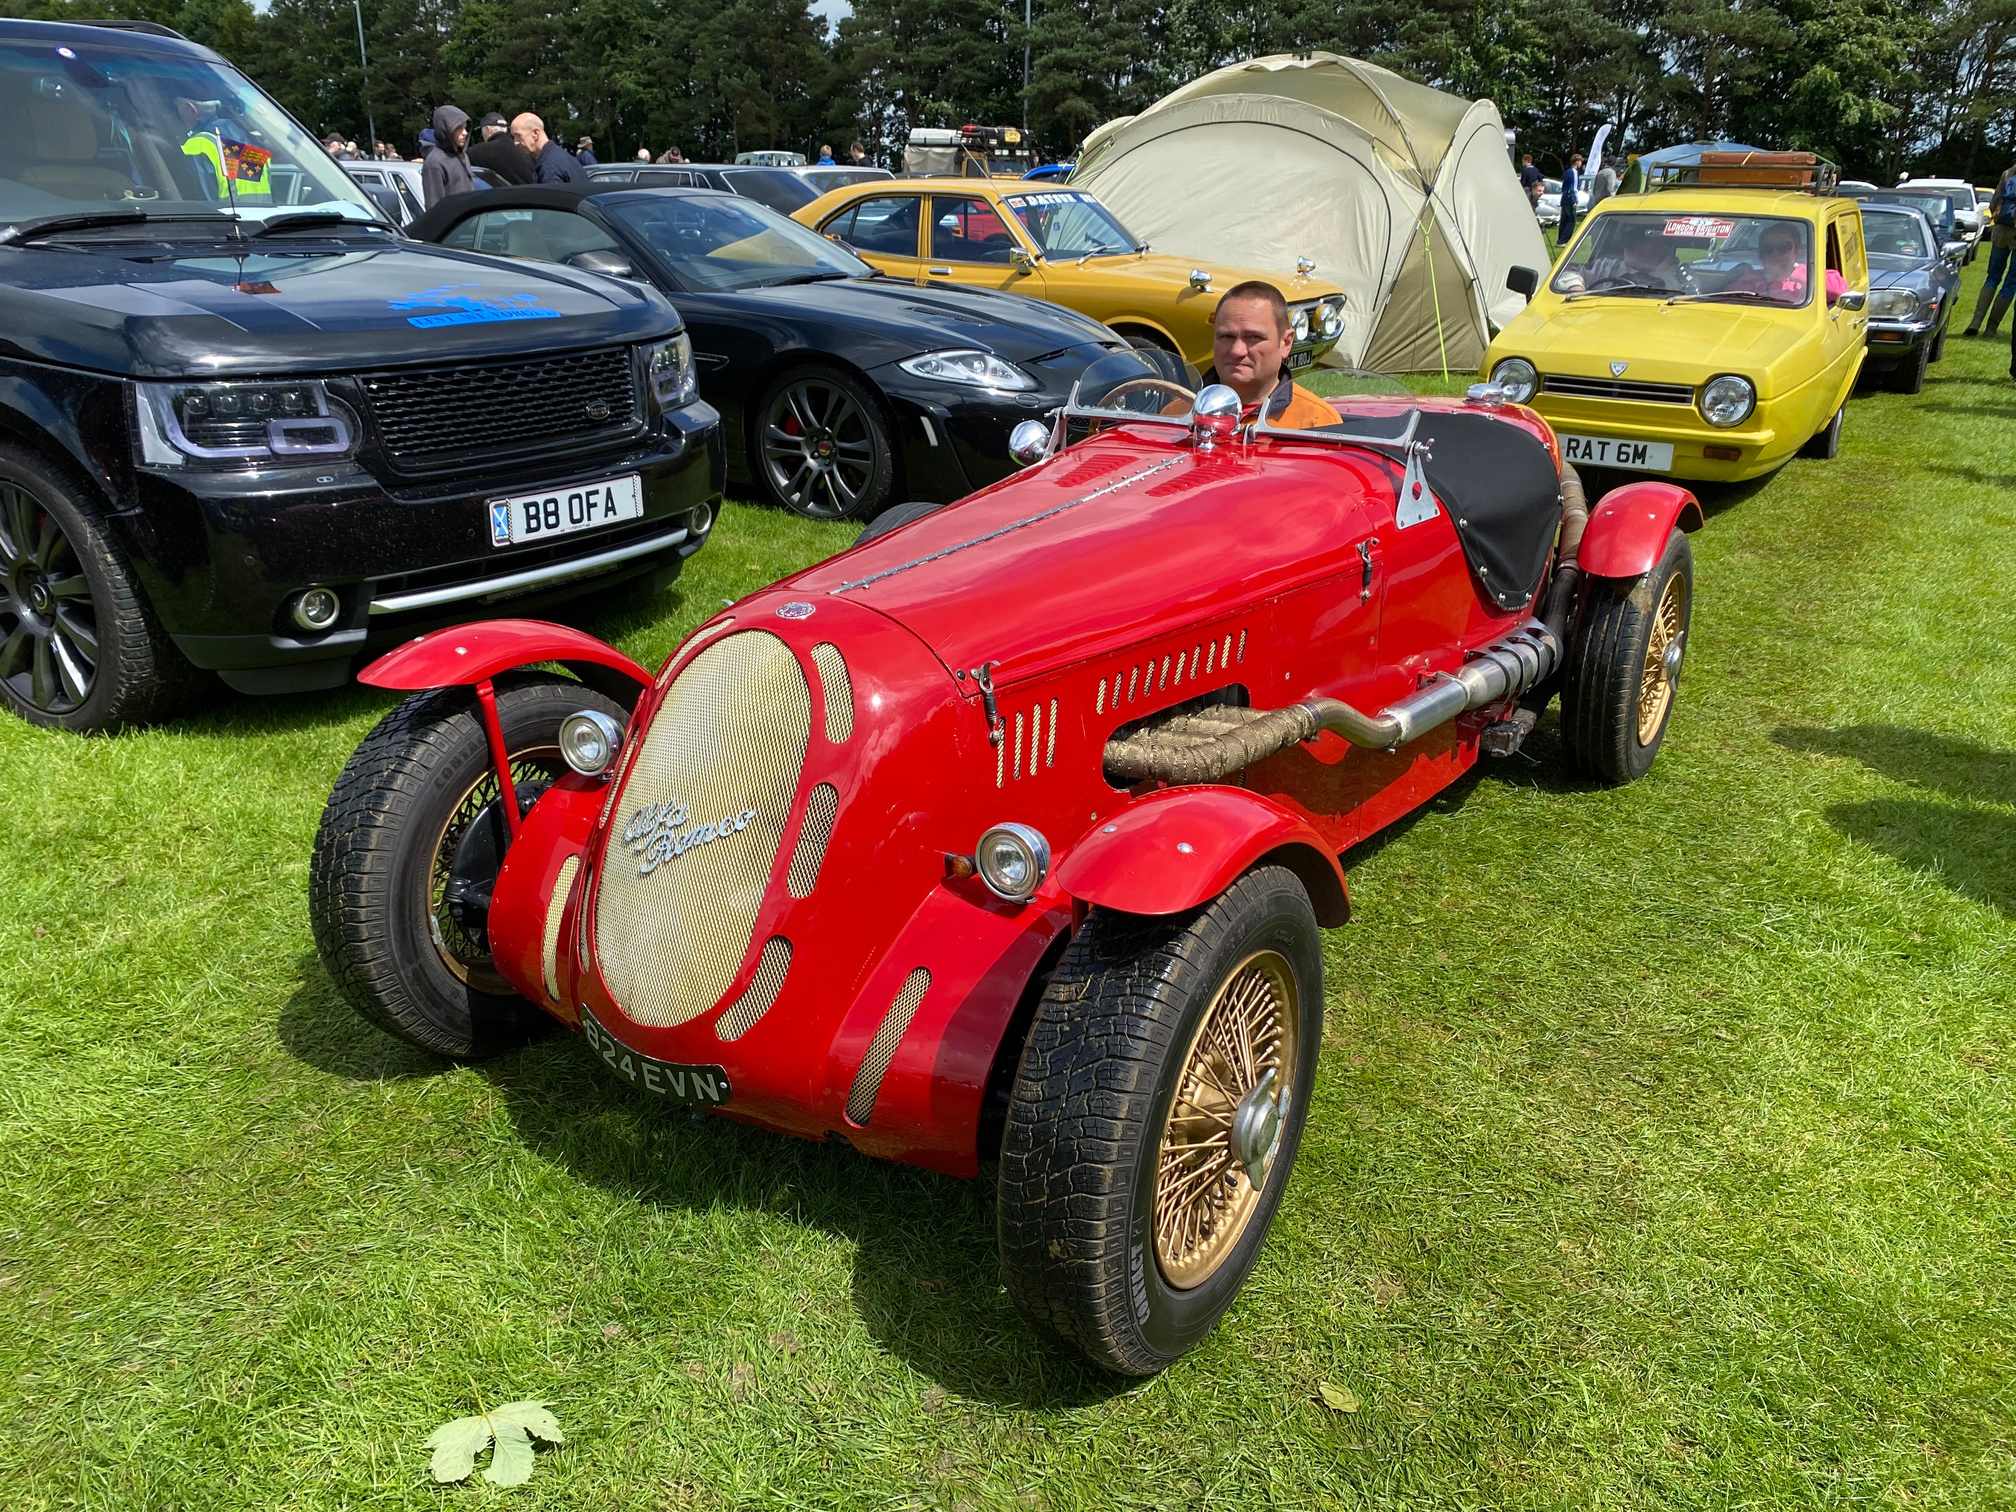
[{"xmin": 489, "ymin": 501, "xmax": 513, "ymax": 547}]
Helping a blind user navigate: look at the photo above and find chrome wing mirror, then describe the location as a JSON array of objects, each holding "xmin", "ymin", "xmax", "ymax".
[{"xmin": 1191, "ymin": 384, "xmax": 1241, "ymax": 449}]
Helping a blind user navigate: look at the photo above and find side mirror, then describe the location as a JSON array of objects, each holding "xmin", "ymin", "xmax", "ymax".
[
  {"xmin": 568, "ymin": 248, "xmax": 637, "ymax": 280},
  {"xmin": 1506, "ymin": 265, "xmax": 1539, "ymax": 303},
  {"xmin": 1008, "ymin": 420, "xmax": 1051, "ymax": 466},
  {"xmin": 1010, "ymin": 246, "xmax": 1036, "ymax": 272},
  {"xmin": 1835, "ymin": 288, "xmax": 1866, "ymax": 311}
]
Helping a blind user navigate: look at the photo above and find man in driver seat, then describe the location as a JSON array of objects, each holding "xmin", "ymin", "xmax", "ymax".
[{"xmin": 1206, "ymin": 280, "xmax": 1336, "ymax": 428}]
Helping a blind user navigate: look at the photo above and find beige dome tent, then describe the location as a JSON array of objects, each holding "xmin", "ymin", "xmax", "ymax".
[{"xmin": 1071, "ymin": 53, "xmax": 1547, "ymax": 374}]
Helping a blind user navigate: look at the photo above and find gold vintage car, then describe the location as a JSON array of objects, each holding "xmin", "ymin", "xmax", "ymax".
[
  {"xmin": 793, "ymin": 179, "xmax": 1347, "ymax": 371},
  {"xmin": 1481, "ymin": 160, "xmax": 1869, "ymax": 483}
]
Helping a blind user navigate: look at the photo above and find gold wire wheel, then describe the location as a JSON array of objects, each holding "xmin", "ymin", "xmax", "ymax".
[
  {"xmin": 1636, "ymin": 572, "xmax": 1687, "ymax": 746},
  {"xmin": 427, "ymin": 747, "xmax": 561, "ymax": 991},
  {"xmin": 1152, "ymin": 949, "xmax": 1299, "ymax": 1290}
]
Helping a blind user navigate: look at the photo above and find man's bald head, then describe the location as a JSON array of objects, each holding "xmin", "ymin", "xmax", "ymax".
[{"xmin": 510, "ymin": 113, "xmax": 548, "ymax": 154}]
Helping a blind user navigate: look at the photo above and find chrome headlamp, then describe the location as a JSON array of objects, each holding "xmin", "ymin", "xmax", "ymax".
[
  {"xmin": 898, "ymin": 349, "xmax": 1037, "ymax": 392},
  {"xmin": 559, "ymin": 709, "xmax": 624, "ymax": 776},
  {"xmin": 1488, "ymin": 357, "xmax": 1539, "ymax": 405},
  {"xmin": 1290, "ymin": 305, "xmax": 1312, "ymax": 344},
  {"xmin": 975, "ymin": 822, "xmax": 1050, "ymax": 902},
  {"xmin": 134, "ymin": 379, "xmax": 358, "ymax": 468},
  {"xmin": 1699, "ymin": 374, "xmax": 1756, "ymax": 428},
  {"xmin": 1867, "ymin": 287, "xmax": 1921, "ymax": 321},
  {"xmin": 644, "ymin": 332, "xmax": 697, "ymax": 411},
  {"xmin": 1317, "ymin": 299, "xmax": 1345, "ymax": 340}
]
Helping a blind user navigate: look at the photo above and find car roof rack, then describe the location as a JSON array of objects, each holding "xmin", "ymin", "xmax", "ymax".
[
  {"xmin": 71, "ymin": 19, "xmax": 189, "ymax": 38},
  {"xmin": 1649, "ymin": 151, "xmax": 1839, "ymax": 195}
]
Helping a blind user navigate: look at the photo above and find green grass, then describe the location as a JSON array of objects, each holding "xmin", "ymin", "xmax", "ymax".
[{"xmin": 4, "ymin": 269, "xmax": 2014, "ymax": 1509}]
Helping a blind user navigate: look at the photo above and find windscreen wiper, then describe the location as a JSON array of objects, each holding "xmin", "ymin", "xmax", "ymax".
[
  {"xmin": 1076, "ymin": 243, "xmax": 1122, "ymax": 265},
  {"xmin": 1562, "ymin": 282, "xmax": 1673, "ymax": 302},
  {"xmin": 768, "ymin": 271, "xmax": 853, "ymax": 285},
  {"xmin": 0, "ymin": 211, "xmax": 240, "ymax": 246},
  {"xmin": 1664, "ymin": 289, "xmax": 1765, "ymax": 304},
  {"xmin": 251, "ymin": 212, "xmax": 384, "ymax": 237}
]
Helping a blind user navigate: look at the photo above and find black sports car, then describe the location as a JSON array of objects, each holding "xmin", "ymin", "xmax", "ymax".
[
  {"xmin": 580, "ymin": 162, "xmax": 820, "ymax": 216},
  {"xmin": 410, "ymin": 185, "xmax": 1122, "ymax": 519},
  {"xmin": 1856, "ymin": 202, "xmax": 1961, "ymax": 393}
]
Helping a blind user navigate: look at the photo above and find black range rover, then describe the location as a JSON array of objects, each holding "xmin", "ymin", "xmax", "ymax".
[{"xmin": 0, "ymin": 18, "xmax": 722, "ymax": 732}]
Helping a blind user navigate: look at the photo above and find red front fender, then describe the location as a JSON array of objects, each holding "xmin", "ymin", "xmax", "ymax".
[
  {"xmin": 359, "ymin": 618, "xmax": 651, "ymax": 698},
  {"xmin": 1055, "ymin": 786, "xmax": 1350, "ymax": 927},
  {"xmin": 1578, "ymin": 481, "xmax": 1704, "ymax": 580}
]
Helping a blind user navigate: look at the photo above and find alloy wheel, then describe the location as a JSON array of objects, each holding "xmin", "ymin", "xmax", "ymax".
[
  {"xmin": 761, "ymin": 378, "xmax": 878, "ymax": 519},
  {"xmin": 1152, "ymin": 949, "xmax": 1300, "ymax": 1289},
  {"xmin": 0, "ymin": 480, "xmax": 98, "ymax": 716}
]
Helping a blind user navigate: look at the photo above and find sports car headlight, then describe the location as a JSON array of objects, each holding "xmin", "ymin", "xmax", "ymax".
[
  {"xmin": 1699, "ymin": 374, "xmax": 1756, "ymax": 428},
  {"xmin": 1317, "ymin": 299, "xmax": 1345, "ymax": 340},
  {"xmin": 1489, "ymin": 357, "xmax": 1538, "ymax": 404},
  {"xmin": 898, "ymin": 349, "xmax": 1037, "ymax": 391},
  {"xmin": 134, "ymin": 379, "xmax": 357, "ymax": 468},
  {"xmin": 1290, "ymin": 305, "xmax": 1312, "ymax": 343},
  {"xmin": 559, "ymin": 709, "xmax": 623, "ymax": 776},
  {"xmin": 1868, "ymin": 287, "xmax": 1921, "ymax": 321},
  {"xmin": 975, "ymin": 822, "xmax": 1050, "ymax": 902},
  {"xmin": 644, "ymin": 333, "xmax": 697, "ymax": 410}
]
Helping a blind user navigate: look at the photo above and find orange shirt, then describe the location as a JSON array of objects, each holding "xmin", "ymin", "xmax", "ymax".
[{"xmin": 1269, "ymin": 381, "xmax": 1338, "ymax": 429}]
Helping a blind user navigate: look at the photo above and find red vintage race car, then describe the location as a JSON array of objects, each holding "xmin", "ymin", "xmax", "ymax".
[{"xmin": 310, "ymin": 353, "xmax": 1702, "ymax": 1374}]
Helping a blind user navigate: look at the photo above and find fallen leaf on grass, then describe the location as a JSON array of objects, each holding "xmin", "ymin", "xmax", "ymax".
[
  {"xmin": 770, "ymin": 1330, "xmax": 801, "ymax": 1355},
  {"xmin": 424, "ymin": 1401, "xmax": 564, "ymax": 1486},
  {"xmin": 601, "ymin": 1322, "xmax": 626, "ymax": 1339},
  {"xmin": 1712, "ymin": 1028, "xmax": 1736, "ymax": 1042},
  {"xmin": 1316, "ymin": 1382, "xmax": 1360, "ymax": 1413},
  {"xmin": 919, "ymin": 1384, "xmax": 948, "ymax": 1413}
]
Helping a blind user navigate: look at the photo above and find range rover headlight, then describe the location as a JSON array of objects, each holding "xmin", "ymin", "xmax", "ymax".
[
  {"xmin": 559, "ymin": 709, "xmax": 624, "ymax": 776},
  {"xmin": 1699, "ymin": 374, "xmax": 1756, "ymax": 428},
  {"xmin": 134, "ymin": 379, "xmax": 358, "ymax": 468},
  {"xmin": 975, "ymin": 822, "xmax": 1050, "ymax": 902},
  {"xmin": 1868, "ymin": 287, "xmax": 1921, "ymax": 321},
  {"xmin": 644, "ymin": 332, "xmax": 697, "ymax": 411},
  {"xmin": 1290, "ymin": 305, "xmax": 1312, "ymax": 343},
  {"xmin": 1317, "ymin": 299, "xmax": 1345, "ymax": 340},
  {"xmin": 898, "ymin": 349, "xmax": 1037, "ymax": 392},
  {"xmin": 1489, "ymin": 357, "xmax": 1538, "ymax": 405}
]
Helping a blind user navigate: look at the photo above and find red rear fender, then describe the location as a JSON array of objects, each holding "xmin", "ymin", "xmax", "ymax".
[
  {"xmin": 1056, "ymin": 787, "xmax": 1349, "ymax": 927},
  {"xmin": 1578, "ymin": 481, "xmax": 1704, "ymax": 581},
  {"xmin": 359, "ymin": 619, "xmax": 652, "ymax": 706}
]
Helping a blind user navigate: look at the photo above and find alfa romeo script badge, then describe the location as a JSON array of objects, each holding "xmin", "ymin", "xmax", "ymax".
[
  {"xmin": 623, "ymin": 798, "xmax": 758, "ymax": 875},
  {"xmin": 1610, "ymin": 360, "xmax": 1629, "ymax": 377}
]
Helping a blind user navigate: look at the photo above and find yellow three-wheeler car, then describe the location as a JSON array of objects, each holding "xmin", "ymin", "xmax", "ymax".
[{"xmin": 1482, "ymin": 157, "xmax": 1870, "ymax": 483}]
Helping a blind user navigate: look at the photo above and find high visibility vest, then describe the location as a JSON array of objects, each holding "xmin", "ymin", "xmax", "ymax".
[{"xmin": 182, "ymin": 132, "xmax": 273, "ymax": 205}]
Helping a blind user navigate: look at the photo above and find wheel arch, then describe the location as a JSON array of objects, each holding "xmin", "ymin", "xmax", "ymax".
[
  {"xmin": 358, "ymin": 617, "xmax": 652, "ymax": 709},
  {"xmin": 1055, "ymin": 787, "xmax": 1350, "ymax": 927},
  {"xmin": 1109, "ymin": 319, "xmax": 1182, "ymax": 355},
  {"xmin": 0, "ymin": 386, "xmax": 123, "ymax": 516},
  {"xmin": 1578, "ymin": 480, "xmax": 1703, "ymax": 581}
]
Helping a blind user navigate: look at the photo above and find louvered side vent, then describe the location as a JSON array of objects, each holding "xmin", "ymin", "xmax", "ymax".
[
  {"xmin": 786, "ymin": 783, "xmax": 840, "ymax": 898},
  {"xmin": 716, "ymin": 936, "xmax": 792, "ymax": 1041},
  {"xmin": 845, "ymin": 969, "xmax": 931, "ymax": 1125},
  {"xmin": 542, "ymin": 855, "xmax": 581, "ymax": 1004},
  {"xmin": 810, "ymin": 643, "xmax": 854, "ymax": 742},
  {"xmin": 997, "ymin": 699, "xmax": 1063, "ymax": 785},
  {"xmin": 1096, "ymin": 630, "xmax": 1249, "ymax": 717}
]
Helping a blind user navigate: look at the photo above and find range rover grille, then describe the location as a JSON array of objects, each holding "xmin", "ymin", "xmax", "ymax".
[
  {"xmin": 1541, "ymin": 374, "xmax": 1696, "ymax": 405},
  {"xmin": 595, "ymin": 631, "xmax": 810, "ymax": 1028},
  {"xmin": 359, "ymin": 347, "xmax": 640, "ymax": 467}
]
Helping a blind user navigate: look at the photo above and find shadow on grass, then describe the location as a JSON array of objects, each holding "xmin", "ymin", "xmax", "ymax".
[
  {"xmin": 1571, "ymin": 467, "xmax": 1774, "ymax": 524},
  {"xmin": 279, "ymin": 959, "xmax": 1130, "ymax": 1408},
  {"xmin": 1773, "ymin": 724, "xmax": 2016, "ymax": 916},
  {"xmin": 1927, "ymin": 462, "xmax": 2016, "ymax": 490}
]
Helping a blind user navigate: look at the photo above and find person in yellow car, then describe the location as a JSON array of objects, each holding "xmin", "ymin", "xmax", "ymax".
[{"xmin": 1208, "ymin": 281, "xmax": 1337, "ymax": 427}]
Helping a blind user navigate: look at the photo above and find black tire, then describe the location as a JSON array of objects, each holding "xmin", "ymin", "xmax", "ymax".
[
  {"xmin": 855, "ymin": 499, "xmax": 941, "ymax": 545},
  {"xmin": 0, "ymin": 442, "xmax": 192, "ymax": 731},
  {"xmin": 1561, "ymin": 527, "xmax": 1693, "ymax": 785},
  {"xmin": 997, "ymin": 865, "xmax": 1323, "ymax": 1374},
  {"xmin": 308, "ymin": 672, "xmax": 628, "ymax": 1059},
  {"xmin": 1118, "ymin": 328, "xmax": 1177, "ymax": 354},
  {"xmin": 1889, "ymin": 339, "xmax": 1930, "ymax": 394},
  {"xmin": 1929, "ymin": 323, "xmax": 1947, "ymax": 363},
  {"xmin": 1800, "ymin": 402, "xmax": 1843, "ymax": 459},
  {"xmin": 751, "ymin": 364, "xmax": 893, "ymax": 521}
]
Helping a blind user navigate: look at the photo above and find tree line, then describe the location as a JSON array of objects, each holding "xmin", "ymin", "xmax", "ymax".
[{"xmin": 12, "ymin": 0, "xmax": 2016, "ymax": 183}]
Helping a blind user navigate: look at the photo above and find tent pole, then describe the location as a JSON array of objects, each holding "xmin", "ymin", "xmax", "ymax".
[{"xmin": 1422, "ymin": 199, "xmax": 1449, "ymax": 380}]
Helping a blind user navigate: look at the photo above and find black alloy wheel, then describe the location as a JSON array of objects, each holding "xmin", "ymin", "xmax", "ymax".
[
  {"xmin": 754, "ymin": 366, "xmax": 893, "ymax": 521},
  {"xmin": 0, "ymin": 479, "xmax": 96, "ymax": 718},
  {"xmin": 0, "ymin": 445, "xmax": 187, "ymax": 732}
]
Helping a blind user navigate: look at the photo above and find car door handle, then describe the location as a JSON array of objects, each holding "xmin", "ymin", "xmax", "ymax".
[{"xmin": 927, "ymin": 266, "xmax": 952, "ymax": 275}]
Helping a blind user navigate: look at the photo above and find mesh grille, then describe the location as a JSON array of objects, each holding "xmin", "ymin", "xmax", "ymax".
[
  {"xmin": 359, "ymin": 348, "xmax": 639, "ymax": 468},
  {"xmin": 595, "ymin": 631, "xmax": 811, "ymax": 1027},
  {"xmin": 846, "ymin": 969, "xmax": 931, "ymax": 1126},
  {"xmin": 542, "ymin": 854, "xmax": 581, "ymax": 1004},
  {"xmin": 1541, "ymin": 374, "xmax": 1695, "ymax": 405},
  {"xmin": 716, "ymin": 936, "xmax": 792, "ymax": 1041},
  {"xmin": 810, "ymin": 643, "xmax": 854, "ymax": 742},
  {"xmin": 786, "ymin": 783, "xmax": 840, "ymax": 898}
]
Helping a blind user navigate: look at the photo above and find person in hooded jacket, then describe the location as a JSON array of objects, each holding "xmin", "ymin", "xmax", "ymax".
[{"xmin": 421, "ymin": 105, "xmax": 475, "ymax": 207}]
